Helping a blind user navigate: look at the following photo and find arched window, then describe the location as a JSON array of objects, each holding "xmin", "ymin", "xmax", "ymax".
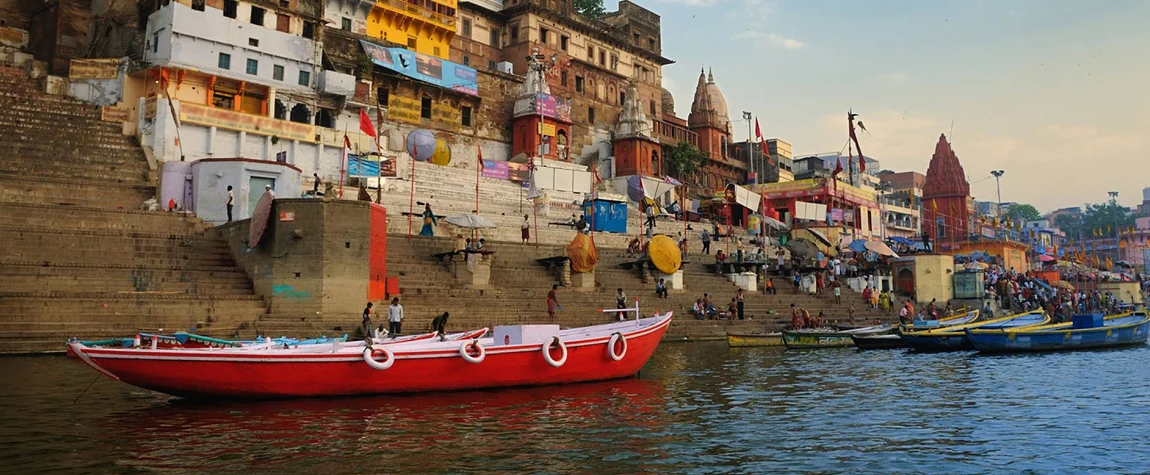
[
  {"xmin": 720, "ymin": 136, "xmax": 728, "ymax": 158},
  {"xmin": 651, "ymin": 149, "xmax": 659, "ymax": 174},
  {"xmin": 556, "ymin": 129, "xmax": 568, "ymax": 160},
  {"xmin": 289, "ymin": 103, "xmax": 310, "ymax": 124}
]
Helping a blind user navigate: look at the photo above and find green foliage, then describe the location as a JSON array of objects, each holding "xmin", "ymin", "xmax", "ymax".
[
  {"xmin": 1052, "ymin": 201, "xmax": 1134, "ymax": 241},
  {"xmin": 663, "ymin": 141, "xmax": 707, "ymax": 182},
  {"xmin": 1005, "ymin": 203, "xmax": 1041, "ymax": 223},
  {"xmin": 574, "ymin": 0, "xmax": 606, "ymax": 19}
]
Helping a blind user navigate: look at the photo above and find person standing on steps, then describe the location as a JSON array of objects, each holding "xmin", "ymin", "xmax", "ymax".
[
  {"xmin": 387, "ymin": 297, "xmax": 404, "ymax": 336},
  {"xmin": 419, "ymin": 203, "xmax": 438, "ymax": 237},
  {"xmin": 225, "ymin": 186, "xmax": 234, "ymax": 223},
  {"xmin": 361, "ymin": 302, "xmax": 374, "ymax": 339},
  {"xmin": 832, "ymin": 279, "xmax": 842, "ymax": 304},
  {"xmin": 615, "ymin": 288, "xmax": 628, "ymax": 321},
  {"xmin": 547, "ymin": 284, "xmax": 561, "ymax": 321},
  {"xmin": 312, "ymin": 173, "xmax": 321, "ymax": 196},
  {"xmin": 736, "ymin": 288, "xmax": 745, "ymax": 320},
  {"xmin": 701, "ymin": 228, "xmax": 711, "ymax": 255},
  {"xmin": 521, "ymin": 214, "xmax": 530, "ymax": 243}
]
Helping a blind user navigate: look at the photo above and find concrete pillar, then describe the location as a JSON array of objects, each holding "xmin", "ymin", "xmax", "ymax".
[
  {"xmin": 207, "ymin": 126, "xmax": 217, "ymax": 156},
  {"xmin": 655, "ymin": 270, "xmax": 683, "ymax": 290},
  {"xmin": 264, "ymin": 135, "xmax": 272, "ymax": 161},
  {"xmin": 729, "ymin": 272, "xmax": 757, "ymax": 292},
  {"xmin": 570, "ymin": 271, "xmax": 594, "ymax": 291},
  {"xmin": 290, "ymin": 140, "xmax": 299, "ymax": 165},
  {"xmin": 449, "ymin": 254, "xmax": 491, "ymax": 289},
  {"xmin": 237, "ymin": 130, "xmax": 246, "ymax": 157}
]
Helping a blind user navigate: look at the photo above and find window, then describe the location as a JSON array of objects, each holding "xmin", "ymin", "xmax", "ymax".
[
  {"xmin": 316, "ymin": 109, "xmax": 335, "ymax": 128},
  {"xmin": 246, "ymin": 59, "xmax": 258, "ymax": 75},
  {"xmin": 212, "ymin": 90, "xmax": 234, "ymax": 109},
  {"xmin": 218, "ymin": 53, "xmax": 231, "ymax": 69},
  {"xmin": 341, "ymin": 17, "xmax": 351, "ymax": 31},
  {"xmin": 633, "ymin": 33, "xmax": 639, "ymax": 44},
  {"xmin": 574, "ymin": 75, "xmax": 583, "ymax": 93},
  {"xmin": 279, "ymin": 0, "xmax": 289, "ymax": 6},
  {"xmin": 407, "ymin": 37, "xmax": 417, "ymax": 49},
  {"xmin": 610, "ymin": 54, "xmax": 618, "ymax": 71},
  {"xmin": 490, "ymin": 28, "xmax": 500, "ymax": 47},
  {"xmin": 588, "ymin": 107, "xmax": 595, "ymax": 124},
  {"xmin": 487, "ymin": 60, "xmax": 496, "ymax": 70},
  {"xmin": 298, "ymin": 70, "xmax": 310, "ymax": 86},
  {"xmin": 191, "ymin": 0, "xmax": 205, "ymax": 11},
  {"xmin": 587, "ymin": 46, "xmax": 594, "ymax": 60},
  {"xmin": 420, "ymin": 96, "xmax": 432, "ymax": 119},
  {"xmin": 936, "ymin": 218, "xmax": 947, "ymax": 238},
  {"xmin": 152, "ymin": 33, "xmax": 158, "ymax": 53},
  {"xmin": 223, "ymin": 0, "xmax": 237, "ymax": 18},
  {"xmin": 560, "ymin": 71, "xmax": 567, "ymax": 86},
  {"xmin": 273, "ymin": 65, "xmax": 284, "ymax": 81},
  {"xmin": 276, "ymin": 14, "xmax": 290, "ymax": 33},
  {"xmin": 462, "ymin": 19, "xmax": 471, "ymax": 38},
  {"xmin": 377, "ymin": 87, "xmax": 389, "ymax": 106},
  {"xmin": 649, "ymin": 100, "xmax": 656, "ymax": 115},
  {"xmin": 560, "ymin": 35, "xmax": 568, "ymax": 51},
  {"xmin": 302, "ymin": 21, "xmax": 315, "ymax": 39},
  {"xmin": 539, "ymin": 27, "xmax": 548, "ymax": 44},
  {"xmin": 248, "ymin": 38, "xmax": 259, "ymax": 47},
  {"xmin": 433, "ymin": 46, "xmax": 440, "ymax": 56},
  {"xmin": 618, "ymin": 91, "xmax": 625, "ymax": 105},
  {"xmin": 510, "ymin": 26, "xmax": 519, "ymax": 41},
  {"xmin": 461, "ymin": 106, "xmax": 472, "ymax": 127},
  {"xmin": 250, "ymin": 6, "xmax": 265, "ymax": 26},
  {"xmin": 598, "ymin": 50, "xmax": 605, "ymax": 66},
  {"xmin": 648, "ymin": 38, "xmax": 656, "ymax": 50},
  {"xmin": 462, "ymin": 56, "xmax": 470, "ymax": 66}
]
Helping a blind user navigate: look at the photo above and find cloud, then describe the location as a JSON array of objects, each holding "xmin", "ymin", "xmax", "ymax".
[
  {"xmin": 880, "ymin": 72, "xmax": 909, "ymax": 84},
  {"xmin": 730, "ymin": 30, "xmax": 805, "ymax": 49}
]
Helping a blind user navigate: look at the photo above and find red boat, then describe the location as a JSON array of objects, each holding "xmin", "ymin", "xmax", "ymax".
[{"xmin": 68, "ymin": 313, "xmax": 673, "ymax": 399}]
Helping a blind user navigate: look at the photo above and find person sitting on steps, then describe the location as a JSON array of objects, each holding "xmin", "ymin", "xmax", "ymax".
[{"xmin": 655, "ymin": 278, "xmax": 668, "ymax": 299}]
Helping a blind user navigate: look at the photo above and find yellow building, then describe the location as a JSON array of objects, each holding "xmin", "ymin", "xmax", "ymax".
[{"xmin": 367, "ymin": 0, "xmax": 458, "ymax": 59}]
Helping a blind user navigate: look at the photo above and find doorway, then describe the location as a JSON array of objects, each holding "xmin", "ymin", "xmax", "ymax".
[{"xmin": 248, "ymin": 176, "xmax": 276, "ymax": 219}]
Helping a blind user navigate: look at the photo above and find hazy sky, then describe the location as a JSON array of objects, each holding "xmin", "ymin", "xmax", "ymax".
[{"xmin": 618, "ymin": 0, "xmax": 1150, "ymax": 213}]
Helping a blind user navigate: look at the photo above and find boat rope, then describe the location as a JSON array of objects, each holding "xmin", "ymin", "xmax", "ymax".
[{"xmin": 73, "ymin": 374, "xmax": 101, "ymax": 404}]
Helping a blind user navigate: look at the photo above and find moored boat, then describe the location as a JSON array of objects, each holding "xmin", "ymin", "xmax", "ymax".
[
  {"xmin": 852, "ymin": 310, "xmax": 981, "ymax": 350},
  {"xmin": 68, "ymin": 312, "xmax": 672, "ymax": 399},
  {"xmin": 782, "ymin": 324, "xmax": 894, "ymax": 349},
  {"xmin": 968, "ymin": 312, "xmax": 1149, "ymax": 353},
  {"xmin": 726, "ymin": 332, "xmax": 783, "ymax": 347},
  {"xmin": 900, "ymin": 310, "xmax": 1049, "ymax": 352}
]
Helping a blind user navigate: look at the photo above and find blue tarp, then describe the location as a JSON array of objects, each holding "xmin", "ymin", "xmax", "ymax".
[
  {"xmin": 347, "ymin": 155, "xmax": 379, "ymax": 177},
  {"xmin": 890, "ymin": 236, "xmax": 913, "ymax": 246},
  {"xmin": 584, "ymin": 199, "xmax": 627, "ymax": 233},
  {"xmin": 848, "ymin": 239, "xmax": 868, "ymax": 253}
]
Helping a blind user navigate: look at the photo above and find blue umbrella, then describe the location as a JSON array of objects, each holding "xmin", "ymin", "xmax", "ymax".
[{"xmin": 848, "ymin": 239, "xmax": 868, "ymax": 253}]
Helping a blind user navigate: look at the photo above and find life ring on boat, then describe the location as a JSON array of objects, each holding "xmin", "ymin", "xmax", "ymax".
[
  {"xmin": 607, "ymin": 332, "xmax": 627, "ymax": 361},
  {"xmin": 459, "ymin": 340, "xmax": 486, "ymax": 364},
  {"xmin": 363, "ymin": 347, "xmax": 395, "ymax": 370},
  {"xmin": 542, "ymin": 336, "xmax": 568, "ymax": 368}
]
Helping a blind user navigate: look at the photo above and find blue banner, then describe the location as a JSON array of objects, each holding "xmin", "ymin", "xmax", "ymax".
[
  {"xmin": 360, "ymin": 40, "xmax": 478, "ymax": 96},
  {"xmin": 347, "ymin": 155, "xmax": 379, "ymax": 177}
]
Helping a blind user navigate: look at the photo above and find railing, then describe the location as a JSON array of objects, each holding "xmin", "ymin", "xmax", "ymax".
[{"xmin": 379, "ymin": 0, "xmax": 456, "ymax": 28}]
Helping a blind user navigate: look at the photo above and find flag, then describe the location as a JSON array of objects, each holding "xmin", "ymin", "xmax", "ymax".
[
  {"xmin": 848, "ymin": 112, "xmax": 865, "ymax": 173},
  {"xmin": 359, "ymin": 109, "xmax": 376, "ymax": 138},
  {"xmin": 949, "ymin": 202, "xmax": 956, "ymax": 215},
  {"xmin": 832, "ymin": 157, "xmax": 843, "ymax": 177},
  {"xmin": 526, "ymin": 161, "xmax": 540, "ymax": 200},
  {"xmin": 663, "ymin": 176, "xmax": 682, "ymax": 186},
  {"xmin": 931, "ymin": 199, "xmax": 938, "ymax": 211},
  {"xmin": 755, "ymin": 118, "xmax": 773, "ymax": 165},
  {"xmin": 477, "ymin": 146, "xmax": 484, "ymax": 172}
]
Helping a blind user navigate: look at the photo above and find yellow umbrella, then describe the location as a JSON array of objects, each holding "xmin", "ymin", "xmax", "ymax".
[{"xmin": 647, "ymin": 235, "xmax": 682, "ymax": 274}]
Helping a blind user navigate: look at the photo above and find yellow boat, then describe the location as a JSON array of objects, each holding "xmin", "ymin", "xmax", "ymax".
[
  {"xmin": 726, "ymin": 332, "xmax": 783, "ymax": 347},
  {"xmin": 899, "ymin": 310, "xmax": 1051, "ymax": 351}
]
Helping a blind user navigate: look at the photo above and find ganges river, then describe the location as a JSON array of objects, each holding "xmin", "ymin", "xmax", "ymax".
[{"xmin": 4, "ymin": 342, "xmax": 1150, "ymax": 474}]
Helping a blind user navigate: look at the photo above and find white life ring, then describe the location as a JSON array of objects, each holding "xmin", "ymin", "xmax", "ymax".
[
  {"xmin": 363, "ymin": 347, "xmax": 395, "ymax": 370},
  {"xmin": 607, "ymin": 332, "xmax": 627, "ymax": 361},
  {"xmin": 542, "ymin": 336, "xmax": 568, "ymax": 368},
  {"xmin": 459, "ymin": 340, "xmax": 486, "ymax": 364}
]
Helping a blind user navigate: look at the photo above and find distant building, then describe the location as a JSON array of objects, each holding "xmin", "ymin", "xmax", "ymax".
[{"xmin": 731, "ymin": 138, "xmax": 791, "ymax": 184}]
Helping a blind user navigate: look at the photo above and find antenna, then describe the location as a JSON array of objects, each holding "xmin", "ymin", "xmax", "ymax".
[{"xmin": 949, "ymin": 120, "xmax": 955, "ymax": 144}]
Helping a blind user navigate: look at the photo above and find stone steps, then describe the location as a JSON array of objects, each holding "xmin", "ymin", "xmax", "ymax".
[
  {"xmin": 0, "ymin": 202, "xmax": 209, "ymax": 233},
  {"xmin": 0, "ymin": 174, "xmax": 155, "ymax": 209}
]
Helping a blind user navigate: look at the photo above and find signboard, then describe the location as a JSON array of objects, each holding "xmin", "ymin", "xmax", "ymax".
[
  {"xmin": 379, "ymin": 157, "xmax": 397, "ymax": 178},
  {"xmin": 481, "ymin": 159, "xmax": 509, "ymax": 180},
  {"xmin": 100, "ymin": 106, "xmax": 129, "ymax": 123},
  {"xmin": 361, "ymin": 40, "xmax": 478, "ymax": 96},
  {"xmin": 982, "ymin": 226, "xmax": 996, "ymax": 238},
  {"xmin": 69, "ymin": 59, "xmax": 119, "ymax": 79},
  {"xmin": 179, "ymin": 103, "xmax": 314, "ymax": 142},
  {"xmin": 724, "ymin": 183, "xmax": 761, "ymax": 212},
  {"xmin": 843, "ymin": 209, "xmax": 855, "ymax": 223},
  {"xmin": 794, "ymin": 201, "xmax": 827, "ymax": 221},
  {"xmin": 430, "ymin": 102, "xmax": 458, "ymax": 129},
  {"xmin": 535, "ymin": 94, "xmax": 572, "ymax": 122},
  {"xmin": 143, "ymin": 98, "xmax": 157, "ymax": 118},
  {"xmin": 347, "ymin": 155, "xmax": 379, "ymax": 177},
  {"xmin": 830, "ymin": 208, "xmax": 843, "ymax": 222},
  {"xmin": 953, "ymin": 271, "xmax": 985, "ymax": 299},
  {"xmin": 537, "ymin": 123, "xmax": 556, "ymax": 136},
  {"xmin": 387, "ymin": 96, "xmax": 421, "ymax": 125},
  {"xmin": 508, "ymin": 162, "xmax": 531, "ymax": 182},
  {"xmin": 279, "ymin": 212, "xmax": 296, "ymax": 222}
]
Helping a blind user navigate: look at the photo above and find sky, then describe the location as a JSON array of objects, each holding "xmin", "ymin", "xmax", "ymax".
[{"xmin": 606, "ymin": 0, "xmax": 1150, "ymax": 213}]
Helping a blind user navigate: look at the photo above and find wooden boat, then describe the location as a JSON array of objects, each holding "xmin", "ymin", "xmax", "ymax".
[
  {"xmin": 726, "ymin": 332, "xmax": 783, "ymax": 347},
  {"xmin": 782, "ymin": 324, "xmax": 894, "ymax": 349},
  {"xmin": 67, "ymin": 312, "xmax": 672, "ymax": 399},
  {"xmin": 852, "ymin": 311, "xmax": 981, "ymax": 350},
  {"xmin": 968, "ymin": 312, "xmax": 1149, "ymax": 353},
  {"xmin": 900, "ymin": 311, "xmax": 1049, "ymax": 352}
]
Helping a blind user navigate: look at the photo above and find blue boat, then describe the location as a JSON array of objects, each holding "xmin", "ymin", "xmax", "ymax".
[
  {"xmin": 899, "ymin": 311, "xmax": 1050, "ymax": 352},
  {"xmin": 968, "ymin": 312, "xmax": 1150, "ymax": 353}
]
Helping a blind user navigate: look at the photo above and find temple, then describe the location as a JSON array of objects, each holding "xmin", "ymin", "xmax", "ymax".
[
  {"xmin": 921, "ymin": 134, "xmax": 971, "ymax": 243},
  {"xmin": 688, "ymin": 68, "xmax": 742, "ymax": 194}
]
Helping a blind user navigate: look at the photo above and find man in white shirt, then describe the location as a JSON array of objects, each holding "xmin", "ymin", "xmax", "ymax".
[
  {"xmin": 521, "ymin": 214, "xmax": 530, "ymax": 243},
  {"xmin": 226, "ymin": 186, "xmax": 234, "ymax": 222},
  {"xmin": 387, "ymin": 297, "xmax": 403, "ymax": 336}
]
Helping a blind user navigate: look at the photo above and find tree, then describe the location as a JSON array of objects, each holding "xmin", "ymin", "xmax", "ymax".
[
  {"xmin": 1052, "ymin": 202, "xmax": 1134, "ymax": 242},
  {"xmin": 662, "ymin": 141, "xmax": 707, "ymax": 184},
  {"xmin": 574, "ymin": 0, "xmax": 606, "ymax": 19},
  {"xmin": 1005, "ymin": 203, "xmax": 1041, "ymax": 223}
]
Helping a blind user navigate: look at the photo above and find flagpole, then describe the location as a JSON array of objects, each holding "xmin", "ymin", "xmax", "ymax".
[
  {"xmin": 339, "ymin": 125, "xmax": 348, "ymax": 199},
  {"xmin": 475, "ymin": 147, "xmax": 481, "ymax": 213},
  {"xmin": 408, "ymin": 144, "xmax": 417, "ymax": 238}
]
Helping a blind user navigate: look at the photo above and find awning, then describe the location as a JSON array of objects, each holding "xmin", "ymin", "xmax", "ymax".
[{"xmin": 804, "ymin": 228, "xmax": 832, "ymax": 246}]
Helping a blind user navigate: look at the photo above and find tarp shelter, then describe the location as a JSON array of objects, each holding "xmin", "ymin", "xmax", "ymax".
[{"xmin": 584, "ymin": 197, "xmax": 627, "ymax": 233}]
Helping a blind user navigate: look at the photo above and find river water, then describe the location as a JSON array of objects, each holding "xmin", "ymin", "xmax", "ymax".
[{"xmin": 3, "ymin": 342, "xmax": 1150, "ymax": 474}]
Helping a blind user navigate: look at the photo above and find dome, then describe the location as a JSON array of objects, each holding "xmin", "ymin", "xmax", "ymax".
[
  {"xmin": 688, "ymin": 68, "xmax": 731, "ymax": 130},
  {"xmin": 661, "ymin": 88, "xmax": 675, "ymax": 116},
  {"xmin": 704, "ymin": 83, "xmax": 729, "ymax": 127}
]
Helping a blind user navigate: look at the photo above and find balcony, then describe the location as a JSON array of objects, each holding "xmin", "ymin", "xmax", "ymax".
[{"xmin": 378, "ymin": 0, "xmax": 456, "ymax": 28}]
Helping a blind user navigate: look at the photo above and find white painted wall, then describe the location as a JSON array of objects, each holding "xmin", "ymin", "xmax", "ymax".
[
  {"xmin": 145, "ymin": 2, "xmax": 322, "ymax": 95},
  {"xmin": 191, "ymin": 159, "xmax": 302, "ymax": 224}
]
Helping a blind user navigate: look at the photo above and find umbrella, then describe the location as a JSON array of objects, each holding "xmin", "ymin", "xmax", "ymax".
[
  {"xmin": 762, "ymin": 216, "xmax": 788, "ymax": 231},
  {"xmin": 1053, "ymin": 280, "xmax": 1075, "ymax": 290},
  {"xmin": 785, "ymin": 238, "xmax": 819, "ymax": 259},
  {"xmin": 890, "ymin": 236, "xmax": 913, "ymax": 246},
  {"xmin": 1037, "ymin": 254, "xmax": 1056, "ymax": 263},
  {"xmin": 406, "ymin": 129, "xmax": 436, "ymax": 161},
  {"xmin": 647, "ymin": 235, "xmax": 682, "ymax": 274},
  {"xmin": 848, "ymin": 239, "xmax": 868, "ymax": 254},
  {"xmin": 445, "ymin": 214, "xmax": 496, "ymax": 229},
  {"xmin": 803, "ymin": 228, "xmax": 832, "ymax": 246},
  {"xmin": 864, "ymin": 240, "xmax": 899, "ymax": 258}
]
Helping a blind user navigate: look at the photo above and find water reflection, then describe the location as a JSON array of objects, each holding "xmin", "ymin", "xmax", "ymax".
[{"xmin": 4, "ymin": 343, "xmax": 1150, "ymax": 473}]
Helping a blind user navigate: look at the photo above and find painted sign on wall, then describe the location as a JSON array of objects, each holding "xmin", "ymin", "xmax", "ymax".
[
  {"xmin": 387, "ymin": 96, "xmax": 421, "ymax": 125},
  {"xmin": 361, "ymin": 40, "xmax": 478, "ymax": 96},
  {"xmin": 69, "ymin": 59, "xmax": 120, "ymax": 79}
]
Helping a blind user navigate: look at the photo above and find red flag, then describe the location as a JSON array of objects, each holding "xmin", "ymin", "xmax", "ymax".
[
  {"xmin": 359, "ymin": 109, "xmax": 376, "ymax": 138},
  {"xmin": 832, "ymin": 156, "xmax": 843, "ymax": 176},
  {"xmin": 755, "ymin": 118, "xmax": 773, "ymax": 165},
  {"xmin": 343, "ymin": 134, "xmax": 352, "ymax": 150},
  {"xmin": 754, "ymin": 118, "xmax": 763, "ymax": 140},
  {"xmin": 477, "ymin": 146, "xmax": 484, "ymax": 170}
]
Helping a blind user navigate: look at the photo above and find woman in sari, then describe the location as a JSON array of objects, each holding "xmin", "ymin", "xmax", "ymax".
[{"xmin": 419, "ymin": 203, "xmax": 438, "ymax": 236}]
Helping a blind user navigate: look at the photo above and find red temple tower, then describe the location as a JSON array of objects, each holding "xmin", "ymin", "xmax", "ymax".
[
  {"xmin": 921, "ymin": 134, "xmax": 970, "ymax": 250},
  {"xmin": 612, "ymin": 82, "xmax": 661, "ymax": 176}
]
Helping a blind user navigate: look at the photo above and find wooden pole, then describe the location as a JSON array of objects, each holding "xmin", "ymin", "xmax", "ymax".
[{"xmin": 408, "ymin": 149, "xmax": 416, "ymax": 238}]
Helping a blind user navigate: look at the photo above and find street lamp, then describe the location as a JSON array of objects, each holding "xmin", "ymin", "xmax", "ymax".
[
  {"xmin": 742, "ymin": 111, "xmax": 754, "ymax": 185},
  {"xmin": 1109, "ymin": 191, "xmax": 1120, "ymax": 267},
  {"xmin": 990, "ymin": 170, "xmax": 1005, "ymax": 218}
]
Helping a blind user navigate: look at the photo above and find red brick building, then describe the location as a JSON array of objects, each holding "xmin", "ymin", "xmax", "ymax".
[
  {"xmin": 922, "ymin": 134, "xmax": 971, "ymax": 246},
  {"xmin": 687, "ymin": 68, "xmax": 743, "ymax": 194}
]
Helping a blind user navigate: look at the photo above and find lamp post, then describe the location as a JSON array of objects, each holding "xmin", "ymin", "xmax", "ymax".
[
  {"xmin": 1109, "ymin": 191, "xmax": 1120, "ymax": 267},
  {"xmin": 526, "ymin": 48, "xmax": 556, "ymax": 248},
  {"xmin": 742, "ymin": 111, "xmax": 754, "ymax": 185},
  {"xmin": 990, "ymin": 170, "xmax": 1005, "ymax": 219}
]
